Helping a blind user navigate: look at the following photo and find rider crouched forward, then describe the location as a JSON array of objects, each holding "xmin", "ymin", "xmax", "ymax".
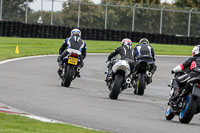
[
  {"xmin": 57, "ymin": 28, "xmax": 87, "ymax": 77},
  {"xmin": 105, "ymin": 38, "xmax": 135, "ymax": 81},
  {"xmin": 134, "ymin": 38, "xmax": 156, "ymax": 76},
  {"xmin": 170, "ymin": 45, "xmax": 200, "ymax": 102}
]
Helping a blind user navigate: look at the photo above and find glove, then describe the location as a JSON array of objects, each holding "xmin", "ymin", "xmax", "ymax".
[
  {"xmin": 171, "ymin": 70, "xmax": 175, "ymax": 74},
  {"xmin": 106, "ymin": 60, "xmax": 110, "ymax": 63}
]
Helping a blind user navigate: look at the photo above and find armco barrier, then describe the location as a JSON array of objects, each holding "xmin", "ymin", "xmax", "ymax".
[{"xmin": 0, "ymin": 20, "xmax": 200, "ymax": 45}]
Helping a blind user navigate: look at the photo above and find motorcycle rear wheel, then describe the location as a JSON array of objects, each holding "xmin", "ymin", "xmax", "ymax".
[
  {"xmin": 136, "ymin": 73, "xmax": 146, "ymax": 96},
  {"xmin": 179, "ymin": 94, "xmax": 197, "ymax": 124},
  {"xmin": 109, "ymin": 74, "xmax": 123, "ymax": 100},
  {"xmin": 63, "ymin": 65, "xmax": 75, "ymax": 87}
]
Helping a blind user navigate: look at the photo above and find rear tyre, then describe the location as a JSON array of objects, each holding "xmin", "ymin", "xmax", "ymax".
[
  {"xmin": 63, "ymin": 65, "xmax": 75, "ymax": 87},
  {"xmin": 165, "ymin": 105, "xmax": 175, "ymax": 120},
  {"xmin": 179, "ymin": 94, "xmax": 197, "ymax": 124},
  {"xmin": 136, "ymin": 73, "xmax": 146, "ymax": 96},
  {"xmin": 109, "ymin": 74, "xmax": 123, "ymax": 100}
]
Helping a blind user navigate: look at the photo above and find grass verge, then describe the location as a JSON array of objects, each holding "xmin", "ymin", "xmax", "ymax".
[
  {"xmin": 0, "ymin": 113, "xmax": 106, "ymax": 133},
  {"xmin": 0, "ymin": 37, "xmax": 193, "ymax": 61}
]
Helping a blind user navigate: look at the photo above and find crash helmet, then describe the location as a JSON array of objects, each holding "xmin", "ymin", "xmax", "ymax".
[
  {"xmin": 125, "ymin": 39, "xmax": 132, "ymax": 47},
  {"xmin": 192, "ymin": 45, "xmax": 200, "ymax": 56},
  {"xmin": 71, "ymin": 28, "xmax": 81, "ymax": 37},
  {"xmin": 121, "ymin": 38, "xmax": 132, "ymax": 46},
  {"xmin": 121, "ymin": 38, "xmax": 128, "ymax": 46},
  {"xmin": 139, "ymin": 38, "xmax": 149, "ymax": 45}
]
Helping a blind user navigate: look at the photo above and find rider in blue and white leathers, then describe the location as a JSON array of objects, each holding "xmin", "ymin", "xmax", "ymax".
[
  {"xmin": 57, "ymin": 28, "xmax": 87, "ymax": 77},
  {"xmin": 134, "ymin": 38, "xmax": 156, "ymax": 75}
]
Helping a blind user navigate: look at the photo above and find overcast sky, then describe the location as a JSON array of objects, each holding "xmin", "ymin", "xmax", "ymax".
[{"xmin": 29, "ymin": 0, "xmax": 174, "ymax": 11}]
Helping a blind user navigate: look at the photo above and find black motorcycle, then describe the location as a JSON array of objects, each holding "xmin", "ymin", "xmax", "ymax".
[
  {"xmin": 60, "ymin": 49, "xmax": 81, "ymax": 87},
  {"xmin": 165, "ymin": 72, "xmax": 200, "ymax": 124},
  {"xmin": 133, "ymin": 55, "xmax": 154, "ymax": 95}
]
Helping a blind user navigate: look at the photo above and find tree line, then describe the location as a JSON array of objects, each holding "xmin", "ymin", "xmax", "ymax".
[{"xmin": 2, "ymin": 0, "xmax": 200, "ymax": 36}]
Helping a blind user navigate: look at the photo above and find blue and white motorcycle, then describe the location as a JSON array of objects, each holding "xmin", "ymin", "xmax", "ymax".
[{"xmin": 61, "ymin": 49, "xmax": 82, "ymax": 87}]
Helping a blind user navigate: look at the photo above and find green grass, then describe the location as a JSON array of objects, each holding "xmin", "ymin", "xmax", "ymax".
[
  {"xmin": 0, "ymin": 37, "xmax": 193, "ymax": 61},
  {"xmin": 0, "ymin": 113, "xmax": 107, "ymax": 133}
]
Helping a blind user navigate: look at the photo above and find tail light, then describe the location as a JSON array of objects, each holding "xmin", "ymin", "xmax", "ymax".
[
  {"xmin": 71, "ymin": 53, "xmax": 78, "ymax": 57},
  {"xmin": 198, "ymin": 84, "xmax": 200, "ymax": 87}
]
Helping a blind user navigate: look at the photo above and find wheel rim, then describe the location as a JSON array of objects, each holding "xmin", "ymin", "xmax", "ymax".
[{"xmin": 166, "ymin": 106, "xmax": 172, "ymax": 116}]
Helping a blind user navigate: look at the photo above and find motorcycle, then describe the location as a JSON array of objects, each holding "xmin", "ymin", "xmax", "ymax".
[
  {"xmin": 165, "ymin": 71, "xmax": 200, "ymax": 124},
  {"xmin": 105, "ymin": 58, "xmax": 133, "ymax": 100},
  {"xmin": 132, "ymin": 55, "xmax": 154, "ymax": 95},
  {"xmin": 60, "ymin": 48, "xmax": 82, "ymax": 87}
]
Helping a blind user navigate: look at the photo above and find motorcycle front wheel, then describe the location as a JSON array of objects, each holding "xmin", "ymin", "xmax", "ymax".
[
  {"xmin": 109, "ymin": 74, "xmax": 123, "ymax": 100},
  {"xmin": 165, "ymin": 105, "xmax": 175, "ymax": 120}
]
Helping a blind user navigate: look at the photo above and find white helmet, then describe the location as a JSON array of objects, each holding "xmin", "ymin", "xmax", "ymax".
[
  {"xmin": 121, "ymin": 38, "xmax": 132, "ymax": 46},
  {"xmin": 121, "ymin": 38, "xmax": 128, "ymax": 46},
  {"xmin": 192, "ymin": 45, "xmax": 200, "ymax": 56},
  {"xmin": 71, "ymin": 28, "xmax": 81, "ymax": 37}
]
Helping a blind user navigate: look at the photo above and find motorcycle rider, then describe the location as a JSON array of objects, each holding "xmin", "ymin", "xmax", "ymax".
[
  {"xmin": 134, "ymin": 38, "xmax": 156, "ymax": 75},
  {"xmin": 170, "ymin": 45, "xmax": 200, "ymax": 101},
  {"xmin": 57, "ymin": 28, "xmax": 87, "ymax": 77},
  {"xmin": 105, "ymin": 38, "xmax": 135, "ymax": 81}
]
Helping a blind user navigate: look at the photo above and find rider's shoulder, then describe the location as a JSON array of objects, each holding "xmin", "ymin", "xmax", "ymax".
[{"xmin": 65, "ymin": 37, "xmax": 71, "ymax": 41}]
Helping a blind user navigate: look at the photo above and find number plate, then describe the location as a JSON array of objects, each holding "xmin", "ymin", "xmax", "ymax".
[{"xmin": 68, "ymin": 57, "xmax": 78, "ymax": 65}]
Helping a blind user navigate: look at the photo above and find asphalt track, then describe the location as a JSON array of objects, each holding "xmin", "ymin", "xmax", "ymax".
[{"xmin": 0, "ymin": 55, "xmax": 200, "ymax": 133}]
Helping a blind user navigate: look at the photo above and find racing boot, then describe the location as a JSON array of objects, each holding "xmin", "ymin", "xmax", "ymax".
[
  {"xmin": 57, "ymin": 56, "xmax": 63, "ymax": 77},
  {"xmin": 169, "ymin": 88, "xmax": 180, "ymax": 102},
  {"xmin": 105, "ymin": 70, "xmax": 112, "ymax": 82},
  {"xmin": 57, "ymin": 66, "xmax": 63, "ymax": 77}
]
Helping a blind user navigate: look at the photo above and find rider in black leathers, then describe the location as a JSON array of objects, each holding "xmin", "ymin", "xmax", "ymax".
[
  {"xmin": 170, "ymin": 45, "xmax": 200, "ymax": 101},
  {"xmin": 105, "ymin": 38, "xmax": 135, "ymax": 81},
  {"xmin": 57, "ymin": 28, "xmax": 87, "ymax": 77},
  {"xmin": 133, "ymin": 38, "xmax": 156, "ymax": 75}
]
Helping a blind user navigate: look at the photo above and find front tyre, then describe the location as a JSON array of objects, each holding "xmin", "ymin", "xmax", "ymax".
[
  {"xmin": 136, "ymin": 73, "xmax": 146, "ymax": 96},
  {"xmin": 165, "ymin": 105, "xmax": 175, "ymax": 120},
  {"xmin": 109, "ymin": 74, "xmax": 123, "ymax": 100},
  {"xmin": 63, "ymin": 65, "xmax": 75, "ymax": 87},
  {"xmin": 179, "ymin": 94, "xmax": 197, "ymax": 124}
]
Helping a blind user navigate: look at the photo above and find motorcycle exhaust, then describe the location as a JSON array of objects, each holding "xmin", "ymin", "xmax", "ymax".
[
  {"xmin": 126, "ymin": 78, "xmax": 131, "ymax": 84},
  {"xmin": 146, "ymin": 71, "xmax": 152, "ymax": 77},
  {"xmin": 77, "ymin": 67, "xmax": 81, "ymax": 72}
]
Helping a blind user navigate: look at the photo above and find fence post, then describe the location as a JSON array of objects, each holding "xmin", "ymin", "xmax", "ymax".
[
  {"xmin": 159, "ymin": 6, "xmax": 165, "ymax": 34},
  {"xmin": 40, "ymin": 0, "xmax": 43, "ymax": 23},
  {"xmin": 77, "ymin": 1, "xmax": 81, "ymax": 28},
  {"xmin": 0, "ymin": 0, "xmax": 3, "ymax": 20},
  {"xmin": 51, "ymin": 0, "xmax": 54, "ymax": 25},
  {"xmin": 25, "ymin": 0, "xmax": 28, "ymax": 23},
  {"xmin": 105, "ymin": 2, "xmax": 109, "ymax": 29},
  {"xmin": 132, "ymin": 4, "xmax": 137, "ymax": 31},
  {"xmin": 188, "ymin": 8, "xmax": 194, "ymax": 36}
]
